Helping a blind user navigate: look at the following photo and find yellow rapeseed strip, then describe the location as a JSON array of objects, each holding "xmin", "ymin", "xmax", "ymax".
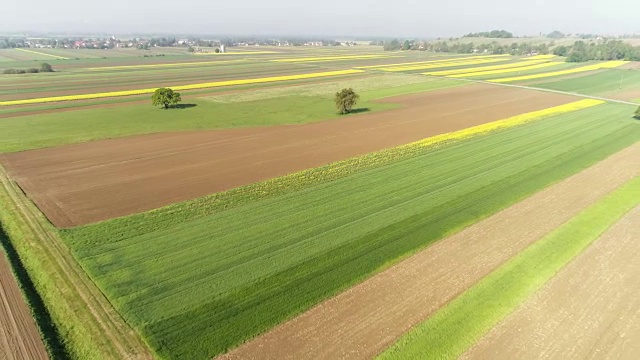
[
  {"xmin": 16, "ymin": 48, "xmax": 68, "ymax": 59},
  {"xmin": 390, "ymin": 99, "xmax": 603, "ymax": 152},
  {"xmin": 489, "ymin": 60, "xmax": 627, "ymax": 83},
  {"xmin": 381, "ymin": 58, "xmax": 510, "ymax": 72},
  {"xmin": 86, "ymin": 59, "xmax": 245, "ymax": 71},
  {"xmin": 0, "ymin": 69, "xmax": 365, "ymax": 106},
  {"xmin": 423, "ymin": 60, "xmax": 548, "ymax": 76},
  {"xmin": 354, "ymin": 55, "xmax": 510, "ymax": 69},
  {"xmin": 272, "ymin": 54, "xmax": 391, "ymax": 63},
  {"xmin": 447, "ymin": 61, "xmax": 563, "ymax": 78}
]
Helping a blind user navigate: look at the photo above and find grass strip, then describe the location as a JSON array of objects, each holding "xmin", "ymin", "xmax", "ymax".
[{"xmin": 380, "ymin": 175, "xmax": 640, "ymax": 360}]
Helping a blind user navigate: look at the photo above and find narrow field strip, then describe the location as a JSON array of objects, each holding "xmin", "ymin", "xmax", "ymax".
[
  {"xmin": 221, "ymin": 135, "xmax": 640, "ymax": 360},
  {"xmin": 86, "ymin": 59, "xmax": 246, "ymax": 71},
  {"xmin": 523, "ymin": 54, "xmax": 556, "ymax": 60},
  {"xmin": 193, "ymin": 51, "xmax": 280, "ymax": 55},
  {"xmin": 0, "ymin": 69, "xmax": 365, "ymax": 106},
  {"xmin": 461, "ymin": 205, "xmax": 640, "ymax": 359},
  {"xmin": 380, "ymin": 58, "xmax": 511, "ymax": 72},
  {"xmin": 445, "ymin": 62, "xmax": 563, "ymax": 78},
  {"xmin": 422, "ymin": 59, "xmax": 550, "ymax": 76},
  {"xmin": 489, "ymin": 60, "xmax": 627, "ymax": 83},
  {"xmin": 380, "ymin": 175, "xmax": 640, "ymax": 360},
  {"xmin": 354, "ymin": 55, "xmax": 510, "ymax": 69},
  {"xmin": 15, "ymin": 48, "xmax": 68, "ymax": 59},
  {"xmin": 272, "ymin": 54, "xmax": 391, "ymax": 62}
]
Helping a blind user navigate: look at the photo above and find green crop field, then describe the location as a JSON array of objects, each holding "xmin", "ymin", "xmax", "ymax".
[
  {"xmin": 530, "ymin": 68, "xmax": 640, "ymax": 96},
  {"xmin": 381, "ymin": 175, "xmax": 640, "ymax": 359},
  {"xmin": 0, "ymin": 75, "xmax": 459, "ymax": 152},
  {"xmin": 60, "ymin": 103, "xmax": 640, "ymax": 358}
]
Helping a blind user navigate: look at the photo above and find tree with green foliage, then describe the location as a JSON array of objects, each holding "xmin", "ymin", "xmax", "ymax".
[
  {"xmin": 152, "ymin": 88, "xmax": 182, "ymax": 109},
  {"xmin": 40, "ymin": 63, "xmax": 54, "ymax": 72},
  {"xmin": 547, "ymin": 30, "xmax": 565, "ymax": 39},
  {"xmin": 402, "ymin": 40, "xmax": 411, "ymax": 50},
  {"xmin": 383, "ymin": 39, "xmax": 401, "ymax": 51},
  {"xmin": 334, "ymin": 88, "xmax": 359, "ymax": 114},
  {"xmin": 635, "ymin": 106, "xmax": 640, "ymax": 119}
]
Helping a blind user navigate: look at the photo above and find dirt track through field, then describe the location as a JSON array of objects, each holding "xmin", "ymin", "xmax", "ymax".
[
  {"xmin": 0, "ymin": 84, "xmax": 577, "ymax": 227},
  {"xmin": 219, "ymin": 143, "xmax": 640, "ymax": 359},
  {"xmin": 0, "ymin": 250, "xmax": 48, "ymax": 360},
  {"xmin": 461, "ymin": 204, "xmax": 640, "ymax": 360}
]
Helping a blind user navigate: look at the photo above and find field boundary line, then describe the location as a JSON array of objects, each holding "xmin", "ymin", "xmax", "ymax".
[
  {"xmin": 0, "ymin": 165, "xmax": 152, "ymax": 359},
  {"xmin": 447, "ymin": 76, "xmax": 640, "ymax": 106}
]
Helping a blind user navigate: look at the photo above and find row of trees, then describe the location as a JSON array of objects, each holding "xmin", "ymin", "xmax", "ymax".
[
  {"xmin": 554, "ymin": 40, "xmax": 640, "ymax": 62},
  {"xmin": 3, "ymin": 63, "xmax": 54, "ymax": 75},
  {"xmin": 463, "ymin": 30, "xmax": 514, "ymax": 38}
]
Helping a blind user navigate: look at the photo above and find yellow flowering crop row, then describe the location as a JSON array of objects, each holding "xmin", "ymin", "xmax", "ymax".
[
  {"xmin": 16, "ymin": 48, "xmax": 68, "ymax": 59},
  {"xmin": 489, "ymin": 60, "xmax": 627, "ymax": 83},
  {"xmin": 272, "ymin": 54, "xmax": 392, "ymax": 63},
  {"xmin": 204, "ymin": 99, "xmax": 604, "ymax": 210},
  {"xmin": 0, "ymin": 69, "xmax": 365, "ymax": 106},
  {"xmin": 446, "ymin": 61, "xmax": 563, "ymax": 78},
  {"xmin": 380, "ymin": 57, "xmax": 511, "ymax": 72},
  {"xmin": 87, "ymin": 59, "xmax": 246, "ymax": 71},
  {"xmin": 422, "ymin": 59, "xmax": 549, "ymax": 76},
  {"xmin": 354, "ymin": 55, "xmax": 510, "ymax": 69}
]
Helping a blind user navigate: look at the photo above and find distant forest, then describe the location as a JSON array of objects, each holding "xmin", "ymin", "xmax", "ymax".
[{"xmin": 463, "ymin": 30, "xmax": 514, "ymax": 38}]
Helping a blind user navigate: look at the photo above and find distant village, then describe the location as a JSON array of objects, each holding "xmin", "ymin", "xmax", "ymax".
[{"xmin": 0, "ymin": 36, "xmax": 359, "ymax": 50}]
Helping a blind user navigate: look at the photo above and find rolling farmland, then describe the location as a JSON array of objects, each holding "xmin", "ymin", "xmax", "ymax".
[{"xmin": 0, "ymin": 44, "xmax": 639, "ymax": 359}]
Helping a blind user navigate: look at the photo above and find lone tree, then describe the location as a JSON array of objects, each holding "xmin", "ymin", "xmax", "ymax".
[
  {"xmin": 635, "ymin": 106, "xmax": 640, "ymax": 119},
  {"xmin": 334, "ymin": 88, "xmax": 359, "ymax": 114},
  {"xmin": 152, "ymin": 88, "xmax": 182, "ymax": 109},
  {"xmin": 40, "ymin": 63, "xmax": 54, "ymax": 72}
]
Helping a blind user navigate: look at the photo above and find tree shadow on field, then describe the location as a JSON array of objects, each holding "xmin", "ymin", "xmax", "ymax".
[
  {"xmin": 348, "ymin": 107, "xmax": 370, "ymax": 114},
  {"xmin": 173, "ymin": 103, "xmax": 197, "ymax": 109}
]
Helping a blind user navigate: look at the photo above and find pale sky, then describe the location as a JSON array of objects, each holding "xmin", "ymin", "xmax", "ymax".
[{"xmin": 3, "ymin": 0, "xmax": 639, "ymax": 37}]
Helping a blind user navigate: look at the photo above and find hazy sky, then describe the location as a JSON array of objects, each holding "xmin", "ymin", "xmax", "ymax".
[{"xmin": 3, "ymin": 0, "xmax": 639, "ymax": 37}]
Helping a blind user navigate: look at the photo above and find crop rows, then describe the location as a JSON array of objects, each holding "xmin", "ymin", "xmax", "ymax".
[
  {"xmin": 0, "ymin": 69, "xmax": 365, "ymax": 106},
  {"xmin": 489, "ymin": 60, "xmax": 627, "ymax": 82},
  {"xmin": 62, "ymin": 102, "xmax": 640, "ymax": 359},
  {"xmin": 381, "ymin": 175, "xmax": 640, "ymax": 359}
]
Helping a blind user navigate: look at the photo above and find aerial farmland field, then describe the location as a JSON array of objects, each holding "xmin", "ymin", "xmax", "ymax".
[{"xmin": 0, "ymin": 39, "xmax": 639, "ymax": 360}]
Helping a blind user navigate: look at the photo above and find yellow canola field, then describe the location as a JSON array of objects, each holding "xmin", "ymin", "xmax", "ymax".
[
  {"xmin": 447, "ymin": 61, "xmax": 563, "ymax": 78},
  {"xmin": 272, "ymin": 54, "xmax": 392, "ymax": 63},
  {"xmin": 381, "ymin": 57, "xmax": 511, "ymax": 72},
  {"xmin": 423, "ymin": 59, "xmax": 549, "ymax": 76},
  {"xmin": 489, "ymin": 60, "xmax": 627, "ymax": 83},
  {"xmin": 87, "ymin": 59, "xmax": 246, "ymax": 71},
  {"xmin": 392, "ymin": 99, "xmax": 603, "ymax": 151},
  {"xmin": 16, "ymin": 48, "xmax": 68, "ymax": 59},
  {"xmin": 354, "ymin": 55, "xmax": 510, "ymax": 69},
  {"xmin": 0, "ymin": 69, "xmax": 365, "ymax": 106}
]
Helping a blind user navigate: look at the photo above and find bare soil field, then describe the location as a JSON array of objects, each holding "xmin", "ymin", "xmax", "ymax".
[
  {"xmin": 0, "ymin": 84, "xmax": 578, "ymax": 227},
  {"xmin": 461, "ymin": 205, "xmax": 640, "ymax": 360},
  {"xmin": 0, "ymin": 251, "xmax": 48, "ymax": 360},
  {"xmin": 220, "ymin": 143, "xmax": 640, "ymax": 359}
]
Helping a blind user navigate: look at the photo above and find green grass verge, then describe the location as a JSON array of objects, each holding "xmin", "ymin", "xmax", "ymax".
[
  {"xmin": 61, "ymin": 103, "xmax": 640, "ymax": 359},
  {"xmin": 380, "ymin": 175, "xmax": 640, "ymax": 360},
  {"xmin": 0, "ymin": 76, "xmax": 459, "ymax": 153},
  {"xmin": 530, "ymin": 68, "xmax": 640, "ymax": 96}
]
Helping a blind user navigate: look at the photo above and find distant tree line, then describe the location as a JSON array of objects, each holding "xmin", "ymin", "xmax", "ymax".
[
  {"xmin": 3, "ymin": 63, "xmax": 54, "ymax": 75},
  {"xmin": 383, "ymin": 38, "xmax": 551, "ymax": 56},
  {"xmin": 463, "ymin": 30, "xmax": 514, "ymax": 38},
  {"xmin": 553, "ymin": 40, "xmax": 640, "ymax": 62}
]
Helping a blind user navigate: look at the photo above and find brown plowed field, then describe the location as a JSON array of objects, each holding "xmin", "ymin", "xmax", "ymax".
[
  {"xmin": 0, "ymin": 84, "xmax": 577, "ymax": 227},
  {"xmin": 0, "ymin": 251, "xmax": 48, "ymax": 360},
  {"xmin": 219, "ymin": 142, "xmax": 640, "ymax": 359},
  {"xmin": 461, "ymin": 205, "xmax": 640, "ymax": 360}
]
